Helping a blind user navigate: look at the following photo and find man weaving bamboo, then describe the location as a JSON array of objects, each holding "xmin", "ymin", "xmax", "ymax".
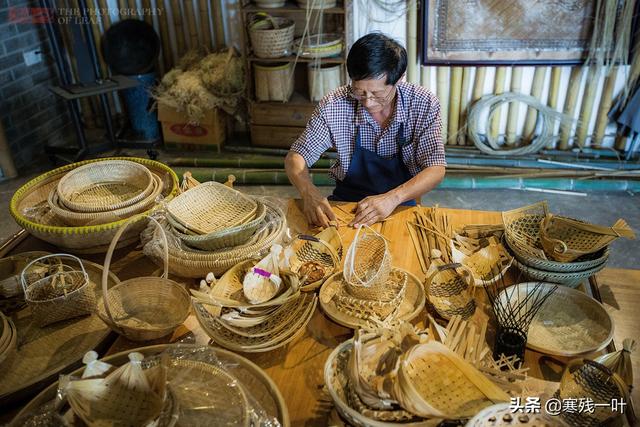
[{"xmin": 285, "ymin": 33, "xmax": 446, "ymax": 228}]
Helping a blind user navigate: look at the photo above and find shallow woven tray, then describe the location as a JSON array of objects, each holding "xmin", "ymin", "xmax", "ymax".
[
  {"xmin": 193, "ymin": 293, "xmax": 317, "ymax": 353},
  {"xmin": 0, "ymin": 259, "xmax": 119, "ymax": 404},
  {"xmin": 293, "ymin": 33, "xmax": 343, "ymax": 58},
  {"xmin": 167, "ymin": 181, "xmax": 258, "ymax": 235},
  {"xmin": 175, "ymin": 199, "xmax": 267, "ymax": 251},
  {"xmin": 324, "ymin": 340, "xmax": 435, "ymax": 427},
  {"xmin": 497, "ymin": 282, "xmax": 614, "ymax": 357},
  {"xmin": 12, "ymin": 344, "xmax": 290, "ymax": 426},
  {"xmin": 511, "ymin": 256, "xmax": 607, "ymax": 288},
  {"xmin": 10, "ymin": 157, "xmax": 179, "ymax": 254},
  {"xmin": 57, "ymin": 159, "xmax": 154, "ymax": 213},
  {"xmin": 319, "ymin": 268, "xmax": 425, "ymax": 329}
]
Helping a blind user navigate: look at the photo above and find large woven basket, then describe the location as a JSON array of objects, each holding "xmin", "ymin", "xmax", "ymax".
[
  {"xmin": 57, "ymin": 160, "xmax": 154, "ymax": 213},
  {"xmin": 174, "ymin": 199, "xmax": 267, "ymax": 251},
  {"xmin": 97, "ymin": 216, "xmax": 190, "ymax": 341},
  {"xmin": 21, "ymin": 254, "xmax": 95, "ymax": 327},
  {"xmin": 288, "ymin": 226, "xmax": 343, "ymax": 291},
  {"xmin": 248, "ymin": 14, "xmax": 295, "ymax": 59},
  {"xmin": 144, "ymin": 198, "xmax": 287, "ymax": 278},
  {"xmin": 167, "ymin": 181, "xmax": 258, "ymax": 235},
  {"xmin": 540, "ymin": 214, "xmax": 635, "ymax": 262},
  {"xmin": 10, "ymin": 157, "xmax": 179, "ymax": 253},
  {"xmin": 48, "ymin": 173, "xmax": 163, "ymax": 227}
]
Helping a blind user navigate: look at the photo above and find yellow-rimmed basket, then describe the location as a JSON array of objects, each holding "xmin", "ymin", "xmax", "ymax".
[
  {"xmin": 97, "ymin": 216, "xmax": 190, "ymax": 341},
  {"xmin": 57, "ymin": 159, "xmax": 154, "ymax": 213},
  {"xmin": 10, "ymin": 157, "xmax": 179, "ymax": 254},
  {"xmin": 248, "ymin": 14, "xmax": 295, "ymax": 59}
]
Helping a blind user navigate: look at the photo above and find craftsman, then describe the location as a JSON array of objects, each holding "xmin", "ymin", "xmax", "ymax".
[{"xmin": 285, "ymin": 33, "xmax": 446, "ymax": 228}]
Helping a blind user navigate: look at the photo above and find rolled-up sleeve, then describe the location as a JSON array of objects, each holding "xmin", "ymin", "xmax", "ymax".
[
  {"xmin": 415, "ymin": 94, "xmax": 446, "ymax": 169},
  {"xmin": 290, "ymin": 107, "xmax": 333, "ymax": 168}
]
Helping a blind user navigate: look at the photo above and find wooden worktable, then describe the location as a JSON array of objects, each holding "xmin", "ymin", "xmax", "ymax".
[{"xmin": 2, "ymin": 200, "xmax": 639, "ymax": 425}]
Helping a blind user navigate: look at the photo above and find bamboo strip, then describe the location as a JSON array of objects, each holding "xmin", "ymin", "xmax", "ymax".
[
  {"xmin": 558, "ymin": 66, "xmax": 585, "ymax": 150},
  {"xmin": 212, "ymin": 0, "xmax": 226, "ymax": 49},
  {"xmin": 592, "ymin": 66, "xmax": 618, "ymax": 147},
  {"xmin": 506, "ymin": 67, "xmax": 522, "ymax": 146},
  {"xmin": 199, "ymin": 0, "xmax": 212, "ymax": 52},
  {"xmin": 420, "ymin": 65, "xmax": 431, "ymax": 91},
  {"xmin": 141, "ymin": 0, "xmax": 153, "ymax": 25},
  {"xmin": 448, "ymin": 67, "xmax": 463, "ymax": 145},
  {"xmin": 97, "ymin": 0, "xmax": 111, "ymax": 28},
  {"xmin": 522, "ymin": 67, "xmax": 547, "ymax": 143},
  {"xmin": 575, "ymin": 66, "xmax": 601, "ymax": 148},
  {"xmin": 157, "ymin": 0, "xmax": 174, "ymax": 70},
  {"xmin": 437, "ymin": 67, "xmax": 449, "ymax": 145},
  {"xmin": 489, "ymin": 67, "xmax": 507, "ymax": 141},
  {"xmin": 406, "ymin": 222, "xmax": 427, "ymax": 274},
  {"xmin": 184, "ymin": 0, "xmax": 199, "ymax": 50},
  {"xmin": 548, "ymin": 67, "xmax": 562, "ymax": 110},
  {"xmin": 458, "ymin": 67, "xmax": 472, "ymax": 145},
  {"xmin": 128, "ymin": 0, "xmax": 137, "ymax": 14},
  {"xmin": 469, "ymin": 66, "xmax": 486, "ymax": 144},
  {"xmin": 118, "ymin": 0, "xmax": 127, "ymax": 11},
  {"xmin": 170, "ymin": 0, "xmax": 186, "ymax": 57},
  {"xmin": 407, "ymin": 0, "xmax": 418, "ymax": 84}
]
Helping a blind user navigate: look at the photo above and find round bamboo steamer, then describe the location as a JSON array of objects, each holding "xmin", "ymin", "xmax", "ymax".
[
  {"xmin": 308, "ymin": 64, "xmax": 342, "ymax": 102},
  {"xmin": 254, "ymin": 62, "xmax": 294, "ymax": 102}
]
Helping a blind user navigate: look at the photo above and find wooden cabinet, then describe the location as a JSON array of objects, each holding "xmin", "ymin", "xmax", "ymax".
[{"xmin": 240, "ymin": 1, "xmax": 350, "ymax": 148}]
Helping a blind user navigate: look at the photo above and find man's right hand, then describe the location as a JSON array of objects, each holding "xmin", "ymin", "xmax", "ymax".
[{"xmin": 302, "ymin": 187, "xmax": 337, "ymax": 228}]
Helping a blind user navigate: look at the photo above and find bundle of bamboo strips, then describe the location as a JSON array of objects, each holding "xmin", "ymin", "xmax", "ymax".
[{"xmin": 408, "ymin": 207, "xmax": 453, "ymax": 273}]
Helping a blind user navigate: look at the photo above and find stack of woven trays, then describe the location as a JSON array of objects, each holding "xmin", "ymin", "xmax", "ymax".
[
  {"xmin": 10, "ymin": 157, "xmax": 179, "ymax": 254},
  {"xmin": 502, "ymin": 202, "xmax": 613, "ymax": 287},
  {"xmin": 144, "ymin": 190, "xmax": 288, "ymax": 278},
  {"xmin": 0, "ymin": 310, "xmax": 16, "ymax": 365},
  {"xmin": 191, "ymin": 259, "xmax": 317, "ymax": 352}
]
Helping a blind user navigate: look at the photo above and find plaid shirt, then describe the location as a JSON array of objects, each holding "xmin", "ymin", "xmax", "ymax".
[{"xmin": 290, "ymin": 81, "xmax": 445, "ymax": 181}]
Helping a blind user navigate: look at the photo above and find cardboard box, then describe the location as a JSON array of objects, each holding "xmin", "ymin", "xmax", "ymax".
[{"xmin": 158, "ymin": 104, "xmax": 226, "ymax": 151}]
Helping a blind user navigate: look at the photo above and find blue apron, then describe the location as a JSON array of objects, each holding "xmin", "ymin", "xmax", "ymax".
[{"xmin": 331, "ymin": 96, "xmax": 416, "ymax": 207}]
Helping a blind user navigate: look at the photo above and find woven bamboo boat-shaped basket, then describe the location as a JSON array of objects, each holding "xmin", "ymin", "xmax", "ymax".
[
  {"xmin": 288, "ymin": 226, "xmax": 343, "ymax": 291},
  {"xmin": 57, "ymin": 159, "xmax": 154, "ymax": 213},
  {"xmin": 97, "ymin": 216, "xmax": 190, "ymax": 341},
  {"xmin": 502, "ymin": 201, "xmax": 548, "ymax": 260},
  {"xmin": 167, "ymin": 181, "xmax": 258, "ymax": 235},
  {"xmin": 248, "ymin": 14, "xmax": 295, "ymax": 58},
  {"xmin": 396, "ymin": 341, "xmax": 510, "ymax": 419},
  {"xmin": 173, "ymin": 199, "xmax": 267, "ymax": 251},
  {"xmin": 540, "ymin": 214, "xmax": 635, "ymax": 262},
  {"xmin": 10, "ymin": 157, "xmax": 179, "ymax": 253},
  {"xmin": 343, "ymin": 225, "xmax": 392, "ymax": 297},
  {"xmin": 48, "ymin": 173, "xmax": 163, "ymax": 227},
  {"xmin": 21, "ymin": 254, "xmax": 95, "ymax": 327}
]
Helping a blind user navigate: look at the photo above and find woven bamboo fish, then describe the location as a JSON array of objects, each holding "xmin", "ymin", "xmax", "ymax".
[{"xmin": 243, "ymin": 245, "xmax": 283, "ymax": 304}]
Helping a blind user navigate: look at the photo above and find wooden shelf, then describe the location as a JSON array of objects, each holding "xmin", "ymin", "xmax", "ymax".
[
  {"xmin": 241, "ymin": 1, "xmax": 345, "ymax": 14},
  {"xmin": 250, "ymin": 91, "xmax": 316, "ymax": 107},
  {"xmin": 248, "ymin": 55, "xmax": 345, "ymax": 64}
]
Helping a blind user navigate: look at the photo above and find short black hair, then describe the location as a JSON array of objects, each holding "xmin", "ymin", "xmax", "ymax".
[{"xmin": 346, "ymin": 33, "xmax": 407, "ymax": 85}]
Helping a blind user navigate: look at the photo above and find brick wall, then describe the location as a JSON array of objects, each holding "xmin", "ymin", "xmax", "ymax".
[{"xmin": 0, "ymin": 0, "xmax": 74, "ymax": 176}]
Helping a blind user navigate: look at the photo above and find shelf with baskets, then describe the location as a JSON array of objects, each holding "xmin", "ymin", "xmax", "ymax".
[{"xmin": 240, "ymin": 0, "xmax": 350, "ymax": 148}]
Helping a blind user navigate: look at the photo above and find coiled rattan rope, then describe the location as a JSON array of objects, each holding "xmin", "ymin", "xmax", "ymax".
[{"xmin": 467, "ymin": 92, "xmax": 575, "ymax": 156}]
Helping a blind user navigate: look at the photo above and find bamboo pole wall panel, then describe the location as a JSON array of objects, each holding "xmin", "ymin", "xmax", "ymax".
[
  {"xmin": 458, "ymin": 67, "xmax": 472, "ymax": 145},
  {"xmin": 489, "ymin": 67, "xmax": 507, "ymax": 141},
  {"xmin": 407, "ymin": 0, "xmax": 418, "ymax": 83},
  {"xmin": 469, "ymin": 67, "xmax": 487, "ymax": 143},
  {"xmin": 592, "ymin": 67, "xmax": 618, "ymax": 147},
  {"xmin": 199, "ymin": 0, "xmax": 213, "ymax": 52},
  {"xmin": 575, "ymin": 66, "xmax": 600, "ymax": 148},
  {"xmin": 170, "ymin": 0, "xmax": 186, "ymax": 57},
  {"xmin": 420, "ymin": 66, "xmax": 431, "ymax": 91},
  {"xmin": 213, "ymin": 0, "xmax": 226, "ymax": 50},
  {"xmin": 185, "ymin": 0, "xmax": 200, "ymax": 50},
  {"xmin": 522, "ymin": 67, "xmax": 547, "ymax": 143},
  {"xmin": 437, "ymin": 67, "xmax": 450, "ymax": 145},
  {"xmin": 157, "ymin": 0, "xmax": 174, "ymax": 70},
  {"xmin": 506, "ymin": 67, "xmax": 522, "ymax": 146},
  {"xmin": 558, "ymin": 66, "xmax": 584, "ymax": 150},
  {"xmin": 448, "ymin": 67, "xmax": 462, "ymax": 145}
]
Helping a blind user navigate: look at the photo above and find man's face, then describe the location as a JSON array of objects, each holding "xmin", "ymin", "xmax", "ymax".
[{"xmin": 349, "ymin": 76, "xmax": 396, "ymax": 114}]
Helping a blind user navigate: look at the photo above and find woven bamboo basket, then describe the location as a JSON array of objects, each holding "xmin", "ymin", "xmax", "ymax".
[
  {"xmin": 511, "ymin": 256, "xmax": 606, "ymax": 287},
  {"xmin": 48, "ymin": 173, "xmax": 163, "ymax": 227},
  {"xmin": 424, "ymin": 250, "xmax": 476, "ymax": 320},
  {"xmin": 97, "ymin": 216, "xmax": 190, "ymax": 341},
  {"xmin": 21, "ymin": 254, "xmax": 95, "ymax": 327},
  {"xmin": 540, "ymin": 214, "xmax": 635, "ymax": 262},
  {"xmin": 556, "ymin": 359, "xmax": 628, "ymax": 427},
  {"xmin": 297, "ymin": 0, "xmax": 337, "ymax": 9},
  {"xmin": 396, "ymin": 341, "xmax": 510, "ymax": 419},
  {"xmin": 248, "ymin": 14, "xmax": 295, "ymax": 58},
  {"xmin": 293, "ymin": 33, "xmax": 343, "ymax": 58},
  {"xmin": 57, "ymin": 160, "xmax": 154, "ymax": 213},
  {"xmin": 288, "ymin": 226, "xmax": 343, "ymax": 291},
  {"xmin": 144, "ymin": 198, "xmax": 288, "ymax": 278},
  {"xmin": 10, "ymin": 157, "xmax": 179, "ymax": 253},
  {"xmin": 167, "ymin": 181, "xmax": 258, "ymax": 235},
  {"xmin": 343, "ymin": 225, "xmax": 392, "ymax": 296},
  {"xmin": 308, "ymin": 64, "xmax": 343, "ymax": 102},
  {"xmin": 502, "ymin": 202, "xmax": 548, "ymax": 260},
  {"xmin": 174, "ymin": 199, "xmax": 267, "ymax": 251},
  {"xmin": 254, "ymin": 62, "xmax": 294, "ymax": 102}
]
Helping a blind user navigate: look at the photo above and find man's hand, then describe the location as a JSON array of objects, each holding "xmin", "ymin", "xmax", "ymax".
[
  {"xmin": 302, "ymin": 187, "xmax": 337, "ymax": 228},
  {"xmin": 350, "ymin": 192, "xmax": 401, "ymax": 227}
]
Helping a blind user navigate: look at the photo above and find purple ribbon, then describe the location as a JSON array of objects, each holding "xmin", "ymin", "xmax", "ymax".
[{"xmin": 252, "ymin": 268, "xmax": 272, "ymax": 278}]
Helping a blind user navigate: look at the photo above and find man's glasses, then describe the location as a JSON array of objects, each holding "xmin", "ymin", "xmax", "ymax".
[{"xmin": 348, "ymin": 85, "xmax": 395, "ymax": 104}]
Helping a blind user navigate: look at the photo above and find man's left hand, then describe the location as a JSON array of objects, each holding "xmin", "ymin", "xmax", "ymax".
[{"xmin": 350, "ymin": 193, "xmax": 401, "ymax": 227}]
